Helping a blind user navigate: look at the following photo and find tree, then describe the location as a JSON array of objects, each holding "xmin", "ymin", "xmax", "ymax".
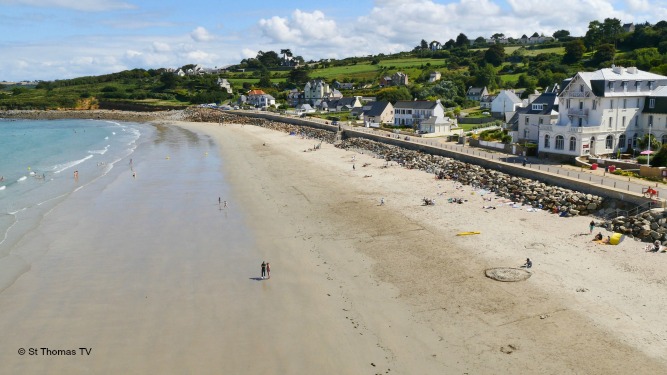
[
  {"xmin": 563, "ymin": 39, "xmax": 586, "ymax": 63},
  {"xmin": 420, "ymin": 39, "xmax": 428, "ymax": 50},
  {"xmin": 257, "ymin": 50, "xmax": 281, "ymax": 68},
  {"xmin": 592, "ymin": 43, "xmax": 616, "ymax": 66},
  {"xmin": 444, "ymin": 39, "xmax": 456, "ymax": 49},
  {"xmin": 491, "ymin": 33, "xmax": 505, "ymax": 40},
  {"xmin": 287, "ymin": 68, "xmax": 310, "ymax": 87},
  {"xmin": 455, "ymin": 33, "xmax": 469, "ymax": 48},
  {"xmin": 553, "ymin": 30, "xmax": 570, "ymax": 40},
  {"xmin": 474, "ymin": 36, "xmax": 487, "ymax": 47},
  {"xmin": 376, "ymin": 86, "xmax": 412, "ymax": 103},
  {"xmin": 531, "ymin": 32, "xmax": 540, "ymax": 38},
  {"xmin": 632, "ymin": 47, "xmax": 661, "ymax": 70},
  {"xmin": 159, "ymin": 72, "xmax": 178, "ymax": 90},
  {"xmin": 484, "ymin": 44, "xmax": 505, "ymax": 67}
]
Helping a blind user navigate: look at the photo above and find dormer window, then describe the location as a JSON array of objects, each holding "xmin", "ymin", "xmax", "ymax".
[
  {"xmin": 608, "ymin": 81, "xmax": 615, "ymax": 92},
  {"xmin": 579, "ymin": 84, "xmax": 584, "ymax": 92},
  {"xmin": 622, "ymin": 81, "xmax": 628, "ymax": 91},
  {"xmin": 649, "ymin": 81, "xmax": 655, "ymax": 90},
  {"xmin": 635, "ymin": 81, "xmax": 642, "ymax": 91},
  {"xmin": 532, "ymin": 103, "xmax": 543, "ymax": 111},
  {"xmin": 649, "ymin": 98, "xmax": 656, "ymax": 109}
]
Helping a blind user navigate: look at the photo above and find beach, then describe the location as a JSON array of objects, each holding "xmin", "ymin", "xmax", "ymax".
[{"xmin": 1, "ymin": 116, "xmax": 667, "ymax": 374}]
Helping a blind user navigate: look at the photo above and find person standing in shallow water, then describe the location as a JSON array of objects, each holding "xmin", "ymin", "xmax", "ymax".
[
  {"xmin": 261, "ymin": 261, "xmax": 266, "ymax": 279},
  {"xmin": 266, "ymin": 262, "xmax": 271, "ymax": 279},
  {"xmin": 589, "ymin": 220, "xmax": 595, "ymax": 234}
]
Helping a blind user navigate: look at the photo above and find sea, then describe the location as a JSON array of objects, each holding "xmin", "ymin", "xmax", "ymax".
[{"xmin": 0, "ymin": 118, "xmax": 149, "ymax": 254}]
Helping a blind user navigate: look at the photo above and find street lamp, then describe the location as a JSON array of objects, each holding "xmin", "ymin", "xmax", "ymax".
[{"xmin": 647, "ymin": 123, "xmax": 652, "ymax": 166}]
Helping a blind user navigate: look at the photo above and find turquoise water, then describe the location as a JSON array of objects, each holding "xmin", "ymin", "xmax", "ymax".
[{"xmin": 0, "ymin": 118, "xmax": 147, "ymax": 251}]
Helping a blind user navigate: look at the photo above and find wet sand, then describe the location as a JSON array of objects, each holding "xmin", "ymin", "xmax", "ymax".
[{"xmin": 1, "ymin": 118, "xmax": 667, "ymax": 374}]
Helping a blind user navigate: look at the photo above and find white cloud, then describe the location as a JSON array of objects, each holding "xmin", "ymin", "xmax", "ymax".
[
  {"xmin": 0, "ymin": 0, "xmax": 135, "ymax": 12},
  {"xmin": 151, "ymin": 42, "xmax": 171, "ymax": 53},
  {"xmin": 190, "ymin": 26, "xmax": 213, "ymax": 42}
]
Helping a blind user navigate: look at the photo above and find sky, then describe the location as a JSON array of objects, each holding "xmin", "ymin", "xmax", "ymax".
[{"xmin": 1, "ymin": 0, "xmax": 666, "ymax": 82}]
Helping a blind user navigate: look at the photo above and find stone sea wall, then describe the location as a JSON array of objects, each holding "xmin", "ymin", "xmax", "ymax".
[{"xmin": 336, "ymin": 137, "xmax": 605, "ymax": 217}]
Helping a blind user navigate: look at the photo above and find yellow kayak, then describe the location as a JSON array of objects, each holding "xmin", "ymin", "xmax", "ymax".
[{"xmin": 457, "ymin": 231, "xmax": 481, "ymax": 236}]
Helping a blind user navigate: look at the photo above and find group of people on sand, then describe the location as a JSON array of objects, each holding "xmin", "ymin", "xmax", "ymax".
[{"xmin": 261, "ymin": 261, "xmax": 271, "ymax": 279}]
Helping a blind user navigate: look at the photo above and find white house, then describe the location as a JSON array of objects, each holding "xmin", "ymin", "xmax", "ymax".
[
  {"xmin": 304, "ymin": 80, "xmax": 341, "ymax": 104},
  {"xmin": 429, "ymin": 71, "xmax": 441, "ymax": 83},
  {"xmin": 466, "ymin": 86, "xmax": 488, "ymax": 101},
  {"xmin": 538, "ymin": 66, "xmax": 667, "ymax": 159},
  {"xmin": 247, "ymin": 89, "xmax": 276, "ymax": 108},
  {"xmin": 419, "ymin": 115, "xmax": 457, "ymax": 134},
  {"xmin": 517, "ymin": 92, "xmax": 559, "ymax": 143},
  {"xmin": 491, "ymin": 90, "xmax": 524, "ymax": 117},
  {"xmin": 393, "ymin": 100, "xmax": 445, "ymax": 128},
  {"xmin": 217, "ymin": 78, "xmax": 232, "ymax": 94}
]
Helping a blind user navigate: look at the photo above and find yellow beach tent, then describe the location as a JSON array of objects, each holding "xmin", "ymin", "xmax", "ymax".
[{"xmin": 609, "ymin": 233, "xmax": 624, "ymax": 245}]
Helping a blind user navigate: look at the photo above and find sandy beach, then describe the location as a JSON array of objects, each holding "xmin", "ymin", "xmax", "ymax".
[{"xmin": 1, "ymin": 117, "xmax": 667, "ymax": 374}]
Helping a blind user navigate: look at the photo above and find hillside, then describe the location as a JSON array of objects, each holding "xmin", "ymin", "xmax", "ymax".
[{"xmin": 1, "ymin": 19, "xmax": 666, "ymax": 111}]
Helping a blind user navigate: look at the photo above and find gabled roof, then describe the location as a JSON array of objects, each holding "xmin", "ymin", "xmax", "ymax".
[
  {"xmin": 467, "ymin": 87, "xmax": 486, "ymax": 95},
  {"xmin": 394, "ymin": 100, "xmax": 439, "ymax": 110},
  {"xmin": 525, "ymin": 92, "xmax": 558, "ymax": 115},
  {"xmin": 247, "ymin": 89, "xmax": 266, "ymax": 96},
  {"xmin": 495, "ymin": 90, "xmax": 523, "ymax": 104},
  {"xmin": 363, "ymin": 101, "xmax": 392, "ymax": 117}
]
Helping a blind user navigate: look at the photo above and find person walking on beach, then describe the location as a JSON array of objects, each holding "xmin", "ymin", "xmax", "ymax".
[
  {"xmin": 261, "ymin": 261, "xmax": 267, "ymax": 279},
  {"xmin": 380, "ymin": 197, "xmax": 385, "ymax": 206},
  {"xmin": 266, "ymin": 262, "xmax": 271, "ymax": 279},
  {"xmin": 223, "ymin": 200, "xmax": 227, "ymax": 208},
  {"xmin": 589, "ymin": 220, "xmax": 595, "ymax": 234}
]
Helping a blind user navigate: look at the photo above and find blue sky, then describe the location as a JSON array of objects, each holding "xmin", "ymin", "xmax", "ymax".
[{"xmin": 1, "ymin": 0, "xmax": 666, "ymax": 82}]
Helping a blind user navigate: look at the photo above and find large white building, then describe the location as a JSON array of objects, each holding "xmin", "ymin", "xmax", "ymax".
[
  {"xmin": 393, "ymin": 100, "xmax": 445, "ymax": 130},
  {"xmin": 538, "ymin": 66, "xmax": 667, "ymax": 159}
]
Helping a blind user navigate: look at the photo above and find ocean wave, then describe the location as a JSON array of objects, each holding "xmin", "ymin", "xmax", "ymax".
[
  {"xmin": 52, "ymin": 154, "xmax": 93, "ymax": 174},
  {"xmin": 17, "ymin": 176, "xmax": 27, "ymax": 182},
  {"xmin": 0, "ymin": 186, "xmax": 5, "ymax": 190},
  {"xmin": 88, "ymin": 145, "xmax": 110, "ymax": 155}
]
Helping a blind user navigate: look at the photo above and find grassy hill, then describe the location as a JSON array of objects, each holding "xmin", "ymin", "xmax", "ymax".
[{"xmin": 2, "ymin": 24, "xmax": 667, "ymax": 111}]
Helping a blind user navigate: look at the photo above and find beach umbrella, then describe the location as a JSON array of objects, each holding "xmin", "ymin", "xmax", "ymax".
[{"xmin": 640, "ymin": 150, "xmax": 654, "ymax": 155}]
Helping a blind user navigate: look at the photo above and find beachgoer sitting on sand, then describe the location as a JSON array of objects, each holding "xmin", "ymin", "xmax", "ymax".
[
  {"xmin": 594, "ymin": 232, "xmax": 603, "ymax": 241},
  {"xmin": 523, "ymin": 258, "xmax": 532, "ymax": 269},
  {"xmin": 482, "ymin": 205, "xmax": 496, "ymax": 209},
  {"xmin": 654, "ymin": 240, "xmax": 661, "ymax": 252},
  {"xmin": 602, "ymin": 236, "xmax": 611, "ymax": 244}
]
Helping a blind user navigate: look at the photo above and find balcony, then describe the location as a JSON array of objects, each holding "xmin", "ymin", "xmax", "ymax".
[
  {"xmin": 567, "ymin": 91, "xmax": 590, "ymax": 98},
  {"xmin": 568, "ymin": 126, "xmax": 600, "ymax": 134},
  {"xmin": 568, "ymin": 108, "xmax": 589, "ymax": 117}
]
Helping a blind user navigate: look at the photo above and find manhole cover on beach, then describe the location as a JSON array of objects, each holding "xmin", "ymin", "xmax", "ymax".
[{"xmin": 485, "ymin": 268, "xmax": 532, "ymax": 282}]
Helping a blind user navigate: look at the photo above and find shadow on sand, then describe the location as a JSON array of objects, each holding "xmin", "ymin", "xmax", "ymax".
[{"xmin": 249, "ymin": 277, "xmax": 266, "ymax": 281}]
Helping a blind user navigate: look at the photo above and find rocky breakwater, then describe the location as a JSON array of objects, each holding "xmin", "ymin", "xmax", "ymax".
[
  {"xmin": 336, "ymin": 138, "xmax": 605, "ymax": 217},
  {"xmin": 608, "ymin": 210, "xmax": 667, "ymax": 243},
  {"xmin": 182, "ymin": 107, "xmax": 337, "ymax": 143}
]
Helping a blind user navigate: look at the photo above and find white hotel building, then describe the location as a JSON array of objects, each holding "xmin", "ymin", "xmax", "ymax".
[{"xmin": 538, "ymin": 66, "xmax": 667, "ymax": 160}]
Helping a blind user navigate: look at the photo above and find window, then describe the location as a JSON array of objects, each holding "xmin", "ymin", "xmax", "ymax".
[
  {"xmin": 539, "ymin": 118, "xmax": 544, "ymax": 125},
  {"xmin": 579, "ymin": 84, "xmax": 584, "ymax": 92},
  {"xmin": 619, "ymin": 134, "xmax": 626, "ymax": 149},
  {"xmin": 662, "ymin": 135, "xmax": 667, "ymax": 145},
  {"xmin": 555, "ymin": 135, "xmax": 564, "ymax": 150},
  {"xmin": 608, "ymin": 81, "xmax": 615, "ymax": 91},
  {"xmin": 610, "ymin": 100, "xmax": 614, "ymax": 109},
  {"xmin": 569, "ymin": 137, "xmax": 577, "ymax": 151},
  {"xmin": 622, "ymin": 116, "xmax": 626, "ymax": 127},
  {"xmin": 544, "ymin": 134, "xmax": 550, "ymax": 148},
  {"xmin": 649, "ymin": 98, "xmax": 656, "ymax": 109},
  {"xmin": 635, "ymin": 117, "xmax": 639, "ymax": 127},
  {"xmin": 532, "ymin": 103, "xmax": 543, "ymax": 110},
  {"xmin": 566, "ymin": 99, "xmax": 570, "ymax": 109},
  {"xmin": 636, "ymin": 81, "xmax": 642, "ymax": 91},
  {"xmin": 579, "ymin": 101, "xmax": 584, "ymax": 110},
  {"xmin": 578, "ymin": 118, "xmax": 583, "ymax": 127},
  {"xmin": 633, "ymin": 134, "xmax": 639, "ymax": 147},
  {"xmin": 622, "ymin": 81, "xmax": 628, "ymax": 91},
  {"xmin": 609, "ymin": 117, "xmax": 613, "ymax": 128},
  {"xmin": 623, "ymin": 99, "xmax": 627, "ymax": 109},
  {"xmin": 524, "ymin": 129, "xmax": 529, "ymax": 138},
  {"xmin": 649, "ymin": 81, "xmax": 654, "ymax": 90},
  {"xmin": 649, "ymin": 115, "xmax": 654, "ymax": 126},
  {"xmin": 606, "ymin": 135, "xmax": 614, "ymax": 149},
  {"xmin": 593, "ymin": 100, "xmax": 597, "ymax": 110},
  {"xmin": 525, "ymin": 117, "xmax": 529, "ymax": 124}
]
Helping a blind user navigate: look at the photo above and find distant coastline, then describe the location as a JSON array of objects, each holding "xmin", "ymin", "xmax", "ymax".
[{"xmin": 0, "ymin": 109, "xmax": 177, "ymax": 122}]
